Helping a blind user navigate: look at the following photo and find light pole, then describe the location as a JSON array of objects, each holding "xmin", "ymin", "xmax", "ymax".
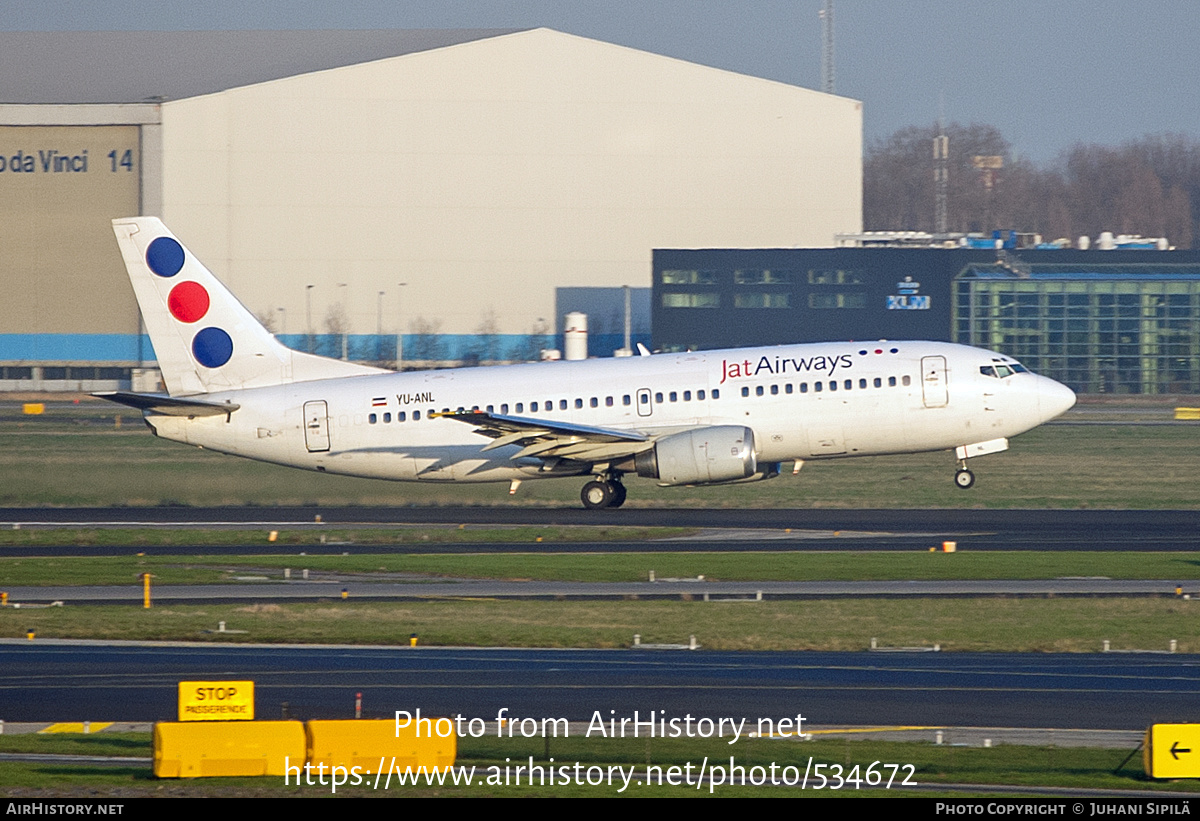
[
  {"xmin": 396, "ymin": 282, "xmax": 407, "ymax": 370},
  {"xmin": 305, "ymin": 285, "xmax": 314, "ymax": 352},
  {"xmin": 338, "ymin": 282, "xmax": 349, "ymax": 361},
  {"xmin": 376, "ymin": 290, "xmax": 385, "ymax": 364}
]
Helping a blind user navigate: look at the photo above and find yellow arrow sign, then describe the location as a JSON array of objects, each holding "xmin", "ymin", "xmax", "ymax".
[{"xmin": 1145, "ymin": 724, "xmax": 1200, "ymax": 778}]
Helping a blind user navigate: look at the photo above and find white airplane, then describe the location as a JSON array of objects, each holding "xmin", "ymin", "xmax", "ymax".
[{"xmin": 99, "ymin": 217, "xmax": 1076, "ymax": 509}]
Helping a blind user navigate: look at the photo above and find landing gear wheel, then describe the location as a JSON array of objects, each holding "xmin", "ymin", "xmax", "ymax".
[
  {"xmin": 954, "ymin": 469, "xmax": 975, "ymax": 489},
  {"xmin": 581, "ymin": 480, "xmax": 615, "ymax": 510},
  {"xmin": 609, "ymin": 482, "xmax": 627, "ymax": 508}
]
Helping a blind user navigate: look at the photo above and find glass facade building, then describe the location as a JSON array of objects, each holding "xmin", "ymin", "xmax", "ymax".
[
  {"xmin": 653, "ymin": 248, "xmax": 1200, "ymax": 394},
  {"xmin": 955, "ymin": 265, "xmax": 1200, "ymax": 394}
]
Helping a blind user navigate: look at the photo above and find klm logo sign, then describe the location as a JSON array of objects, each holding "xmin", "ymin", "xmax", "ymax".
[{"xmin": 887, "ymin": 277, "xmax": 930, "ymax": 310}]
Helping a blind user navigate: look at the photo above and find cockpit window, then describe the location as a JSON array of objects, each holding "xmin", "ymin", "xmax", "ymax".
[{"xmin": 982, "ymin": 363, "xmax": 1026, "ymax": 378}]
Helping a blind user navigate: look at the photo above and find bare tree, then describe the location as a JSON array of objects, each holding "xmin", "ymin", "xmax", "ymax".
[
  {"xmin": 322, "ymin": 304, "xmax": 349, "ymax": 359},
  {"xmin": 408, "ymin": 316, "xmax": 445, "ymax": 364},
  {"xmin": 255, "ymin": 310, "xmax": 278, "ymax": 334},
  {"xmin": 473, "ymin": 308, "xmax": 502, "ymax": 364},
  {"xmin": 866, "ymin": 123, "xmax": 1200, "ymax": 247}
]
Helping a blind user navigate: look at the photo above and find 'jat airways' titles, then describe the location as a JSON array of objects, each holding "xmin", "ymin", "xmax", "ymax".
[{"xmin": 720, "ymin": 354, "xmax": 853, "ymax": 384}]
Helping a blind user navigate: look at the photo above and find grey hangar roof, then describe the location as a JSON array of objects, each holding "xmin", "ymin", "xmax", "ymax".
[{"xmin": 0, "ymin": 29, "xmax": 525, "ymax": 104}]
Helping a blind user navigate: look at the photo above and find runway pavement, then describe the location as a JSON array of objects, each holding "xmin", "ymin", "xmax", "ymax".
[
  {"xmin": 3, "ymin": 506, "xmax": 1196, "ymax": 742},
  {"xmin": 1, "ymin": 640, "xmax": 1196, "ymax": 732},
  {"xmin": 2, "ymin": 506, "xmax": 1199, "ymax": 551},
  {"xmin": 2, "ymin": 577, "xmax": 1194, "ymax": 605}
]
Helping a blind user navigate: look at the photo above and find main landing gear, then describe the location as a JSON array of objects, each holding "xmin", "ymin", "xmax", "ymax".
[{"xmin": 581, "ymin": 475, "xmax": 627, "ymax": 509}]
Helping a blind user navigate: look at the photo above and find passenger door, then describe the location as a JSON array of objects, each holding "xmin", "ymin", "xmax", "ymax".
[
  {"xmin": 303, "ymin": 400, "xmax": 331, "ymax": 452},
  {"xmin": 920, "ymin": 356, "xmax": 949, "ymax": 408}
]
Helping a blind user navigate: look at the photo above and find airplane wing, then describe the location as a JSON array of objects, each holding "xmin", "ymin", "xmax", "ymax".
[
  {"xmin": 94, "ymin": 391, "xmax": 240, "ymax": 418},
  {"xmin": 431, "ymin": 410, "xmax": 653, "ymax": 463}
]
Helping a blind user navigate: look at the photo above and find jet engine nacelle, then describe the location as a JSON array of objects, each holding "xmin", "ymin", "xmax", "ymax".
[{"xmin": 633, "ymin": 426, "xmax": 757, "ymax": 486}]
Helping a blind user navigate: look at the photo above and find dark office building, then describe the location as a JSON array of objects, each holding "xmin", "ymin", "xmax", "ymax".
[{"xmin": 653, "ymin": 248, "xmax": 1200, "ymax": 394}]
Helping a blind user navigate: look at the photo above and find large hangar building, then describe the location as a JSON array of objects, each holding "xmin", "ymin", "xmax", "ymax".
[{"xmin": 0, "ymin": 28, "xmax": 863, "ymax": 391}]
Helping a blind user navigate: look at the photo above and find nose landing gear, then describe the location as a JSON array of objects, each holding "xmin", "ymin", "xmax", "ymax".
[
  {"xmin": 954, "ymin": 456, "xmax": 976, "ymax": 489},
  {"xmin": 581, "ymin": 475, "xmax": 627, "ymax": 509}
]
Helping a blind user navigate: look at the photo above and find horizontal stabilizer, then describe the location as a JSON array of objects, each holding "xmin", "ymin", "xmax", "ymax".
[{"xmin": 94, "ymin": 391, "xmax": 239, "ymax": 417}]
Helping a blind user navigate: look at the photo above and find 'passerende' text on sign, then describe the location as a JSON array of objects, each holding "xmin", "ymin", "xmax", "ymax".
[{"xmin": 177, "ymin": 681, "xmax": 255, "ymax": 722}]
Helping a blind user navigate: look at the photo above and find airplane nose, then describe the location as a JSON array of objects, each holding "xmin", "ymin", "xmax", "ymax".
[{"xmin": 1039, "ymin": 377, "xmax": 1076, "ymax": 421}]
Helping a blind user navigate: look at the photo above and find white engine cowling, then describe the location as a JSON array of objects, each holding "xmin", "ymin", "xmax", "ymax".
[{"xmin": 634, "ymin": 426, "xmax": 757, "ymax": 486}]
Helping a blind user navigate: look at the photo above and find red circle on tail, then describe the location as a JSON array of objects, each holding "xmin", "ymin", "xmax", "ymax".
[{"xmin": 168, "ymin": 281, "xmax": 210, "ymax": 323}]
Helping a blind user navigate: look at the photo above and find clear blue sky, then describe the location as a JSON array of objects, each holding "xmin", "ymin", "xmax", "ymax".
[{"xmin": 4, "ymin": 0, "xmax": 1196, "ymax": 164}]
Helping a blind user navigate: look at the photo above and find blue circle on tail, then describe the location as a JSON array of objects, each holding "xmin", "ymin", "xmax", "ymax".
[
  {"xmin": 146, "ymin": 237, "xmax": 185, "ymax": 277},
  {"xmin": 192, "ymin": 327, "xmax": 233, "ymax": 368}
]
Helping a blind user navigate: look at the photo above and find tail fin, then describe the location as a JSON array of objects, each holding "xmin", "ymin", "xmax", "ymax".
[{"xmin": 113, "ymin": 217, "xmax": 386, "ymax": 395}]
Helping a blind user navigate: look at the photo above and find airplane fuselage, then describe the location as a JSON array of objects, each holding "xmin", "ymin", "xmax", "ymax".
[{"xmin": 145, "ymin": 339, "xmax": 1074, "ymax": 486}]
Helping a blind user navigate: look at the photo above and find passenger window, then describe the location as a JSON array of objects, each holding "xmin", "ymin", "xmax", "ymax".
[
  {"xmin": 531, "ymin": 401, "xmax": 539, "ymax": 412},
  {"xmin": 814, "ymin": 382, "xmax": 823, "ymax": 392},
  {"xmin": 560, "ymin": 399, "xmax": 568, "ymax": 410},
  {"xmin": 486, "ymin": 405, "xmax": 493, "ymax": 413},
  {"xmin": 902, "ymin": 375, "xmax": 911, "ymax": 386},
  {"xmin": 383, "ymin": 412, "xmax": 391, "ymax": 423},
  {"xmin": 606, "ymin": 396, "xmax": 614, "ymax": 407},
  {"xmin": 369, "ymin": 413, "xmax": 377, "ymax": 424},
  {"xmin": 623, "ymin": 395, "xmax": 631, "ymax": 406},
  {"xmin": 874, "ymin": 377, "xmax": 882, "ymax": 388},
  {"xmin": 785, "ymin": 384, "xmax": 793, "ymax": 394},
  {"xmin": 888, "ymin": 377, "xmax": 897, "ymax": 387},
  {"xmin": 800, "ymin": 383, "xmax": 808, "ymax": 393},
  {"xmin": 770, "ymin": 384, "xmax": 779, "ymax": 395},
  {"xmin": 844, "ymin": 380, "xmax": 852, "ymax": 390},
  {"xmin": 741, "ymin": 387, "xmax": 750, "ymax": 397},
  {"xmin": 756, "ymin": 386, "xmax": 764, "ymax": 396},
  {"xmin": 829, "ymin": 381, "xmax": 837, "ymax": 391},
  {"xmin": 501, "ymin": 404, "xmax": 509, "ymax": 414},
  {"xmin": 590, "ymin": 397, "xmax": 598, "ymax": 408},
  {"xmin": 712, "ymin": 389, "xmax": 720, "ymax": 399},
  {"xmin": 858, "ymin": 379, "xmax": 866, "ymax": 389},
  {"xmin": 698, "ymin": 389, "xmax": 706, "ymax": 400},
  {"xmin": 413, "ymin": 411, "xmax": 421, "ymax": 420},
  {"xmin": 516, "ymin": 403, "xmax": 524, "ymax": 413},
  {"xmin": 398, "ymin": 411, "xmax": 406, "ymax": 422},
  {"xmin": 669, "ymin": 391, "xmax": 677, "ymax": 402},
  {"xmin": 655, "ymin": 392, "xmax": 664, "ymax": 403},
  {"xmin": 683, "ymin": 391, "xmax": 691, "ymax": 401},
  {"xmin": 574, "ymin": 398, "xmax": 583, "ymax": 409}
]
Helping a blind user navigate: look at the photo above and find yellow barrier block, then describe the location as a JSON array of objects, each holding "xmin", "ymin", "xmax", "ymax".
[
  {"xmin": 22, "ymin": 403, "xmax": 44, "ymax": 415},
  {"xmin": 1175, "ymin": 407, "xmax": 1200, "ymax": 421},
  {"xmin": 306, "ymin": 718, "xmax": 456, "ymax": 773},
  {"xmin": 154, "ymin": 721, "xmax": 305, "ymax": 778}
]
